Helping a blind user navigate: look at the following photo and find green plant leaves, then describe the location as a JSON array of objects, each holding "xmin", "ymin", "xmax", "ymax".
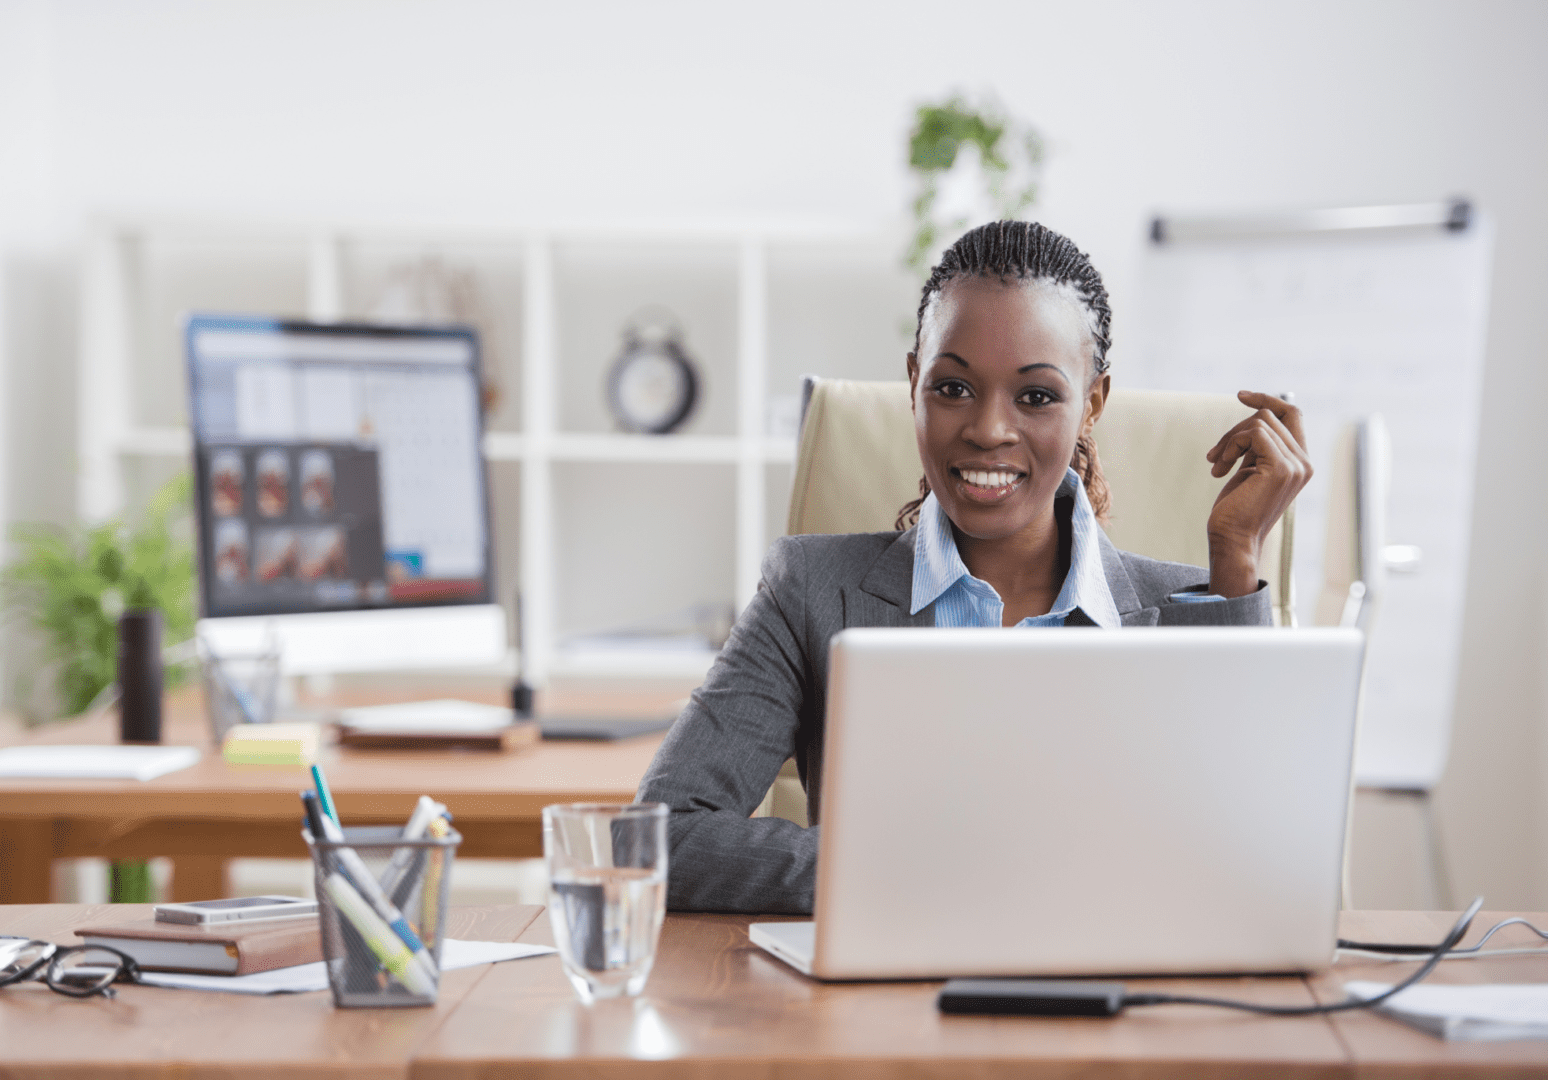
[
  {"xmin": 3, "ymin": 473, "xmax": 197, "ymax": 718},
  {"xmin": 909, "ymin": 98, "xmax": 1009, "ymax": 173},
  {"xmin": 904, "ymin": 94, "xmax": 1046, "ymax": 278}
]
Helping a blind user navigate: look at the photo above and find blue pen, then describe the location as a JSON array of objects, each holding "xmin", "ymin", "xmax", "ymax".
[
  {"xmin": 311, "ymin": 763, "xmax": 338, "ymax": 822},
  {"xmin": 312, "ymin": 800, "xmax": 438, "ymax": 977}
]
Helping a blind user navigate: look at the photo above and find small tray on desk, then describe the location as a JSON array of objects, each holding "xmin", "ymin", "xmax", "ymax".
[
  {"xmin": 334, "ymin": 699, "xmax": 540, "ymax": 752},
  {"xmin": 336, "ymin": 720, "xmax": 540, "ymax": 752}
]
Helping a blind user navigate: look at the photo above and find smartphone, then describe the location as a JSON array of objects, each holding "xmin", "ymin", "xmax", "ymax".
[{"xmin": 153, "ymin": 895, "xmax": 318, "ymax": 925}]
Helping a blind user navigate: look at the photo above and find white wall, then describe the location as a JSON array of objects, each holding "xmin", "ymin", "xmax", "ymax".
[{"xmin": 3, "ymin": 0, "xmax": 1546, "ymax": 907}]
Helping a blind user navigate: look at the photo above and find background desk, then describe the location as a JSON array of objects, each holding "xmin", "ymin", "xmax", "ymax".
[
  {"xmin": 8, "ymin": 905, "xmax": 1548, "ymax": 1078},
  {"xmin": 0, "ymin": 682, "xmax": 678, "ymax": 903}
]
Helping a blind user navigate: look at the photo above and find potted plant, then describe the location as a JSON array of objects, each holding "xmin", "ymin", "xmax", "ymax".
[{"xmin": 2, "ymin": 473, "xmax": 197, "ymax": 901}]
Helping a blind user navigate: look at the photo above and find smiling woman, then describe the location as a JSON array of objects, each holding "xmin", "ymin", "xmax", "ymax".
[{"xmin": 636, "ymin": 220, "xmax": 1314, "ymax": 914}]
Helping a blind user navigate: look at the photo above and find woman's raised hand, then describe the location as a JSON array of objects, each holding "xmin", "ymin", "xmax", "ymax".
[{"xmin": 1202, "ymin": 391, "xmax": 1313, "ymax": 598}]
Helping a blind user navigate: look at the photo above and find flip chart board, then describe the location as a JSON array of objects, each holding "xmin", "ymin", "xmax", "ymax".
[{"xmin": 1127, "ymin": 215, "xmax": 1494, "ymax": 789}]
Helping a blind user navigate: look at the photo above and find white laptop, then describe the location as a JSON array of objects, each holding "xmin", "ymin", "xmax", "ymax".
[{"xmin": 751, "ymin": 626, "xmax": 1364, "ymax": 981}]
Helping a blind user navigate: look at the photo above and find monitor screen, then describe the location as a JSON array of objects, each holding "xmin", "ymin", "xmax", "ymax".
[{"xmin": 186, "ymin": 316, "xmax": 494, "ymax": 620}]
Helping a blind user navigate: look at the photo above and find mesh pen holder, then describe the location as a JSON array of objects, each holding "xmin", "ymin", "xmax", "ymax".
[{"xmin": 305, "ymin": 824, "xmax": 461, "ymax": 1007}]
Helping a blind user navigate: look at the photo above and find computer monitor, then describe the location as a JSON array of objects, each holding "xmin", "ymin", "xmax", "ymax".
[{"xmin": 185, "ymin": 315, "xmax": 506, "ymax": 675}]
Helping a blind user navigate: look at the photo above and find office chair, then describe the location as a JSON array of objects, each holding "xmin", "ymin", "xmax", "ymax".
[
  {"xmin": 757, "ymin": 376, "xmax": 1296, "ymax": 825},
  {"xmin": 1315, "ymin": 416, "xmax": 1451, "ymax": 909}
]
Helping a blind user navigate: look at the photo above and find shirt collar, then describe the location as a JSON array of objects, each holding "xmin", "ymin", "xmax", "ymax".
[{"xmin": 909, "ymin": 467, "xmax": 1121, "ymax": 629}]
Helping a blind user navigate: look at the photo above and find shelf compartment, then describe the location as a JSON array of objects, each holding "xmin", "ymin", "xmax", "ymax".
[
  {"xmin": 552, "ymin": 240, "xmax": 740, "ymax": 438},
  {"xmin": 550, "ymin": 460, "xmax": 736, "ymax": 650}
]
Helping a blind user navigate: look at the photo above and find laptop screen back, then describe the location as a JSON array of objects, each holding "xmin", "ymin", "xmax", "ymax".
[{"xmin": 812, "ymin": 626, "xmax": 1363, "ymax": 980}]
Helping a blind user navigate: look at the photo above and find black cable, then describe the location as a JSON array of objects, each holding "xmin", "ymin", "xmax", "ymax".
[
  {"xmin": 1338, "ymin": 914, "xmax": 1548, "ymax": 957},
  {"xmin": 1122, "ymin": 897, "xmax": 1483, "ymax": 1017}
]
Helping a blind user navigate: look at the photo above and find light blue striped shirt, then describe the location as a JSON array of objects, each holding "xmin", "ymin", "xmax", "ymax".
[{"xmin": 910, "ymin": 467, "xmax": 1123, "ymax": 629}]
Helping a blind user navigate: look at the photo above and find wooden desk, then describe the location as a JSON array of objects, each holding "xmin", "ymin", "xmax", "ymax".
[
  {"xmin": 418, "ymin": 909, "xmax": 1548, "ymax": 1079},
  {"xmin": 0, "ymin": 682, "xmax": 679, "ymax": 903},
  {"xmin": 6, "ymin": 905, "xmax": 1548, "ymax": 1077},
  {"xmin": 1, "ymin": 902, "xmax": 542, "ymax": 1080},
  {"xmin": 417, "ymin": 912, "xmax": 1350, "ymax": 1080},
  {"xmin": 1311, "ymin": 910, "xmax": 1548, "ymax": 1077}
]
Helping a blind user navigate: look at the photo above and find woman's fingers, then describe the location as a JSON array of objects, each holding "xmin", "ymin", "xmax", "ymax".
[
  {"xmin": 1207, "ymin": 396, "xmax": 1306, "ymax": 467},
  {"xmin": 1209, "ymin": 411, "xmax": 1294, "ymax": 477},
  {"xmin": 1236, "ymin": 391, "xmax": 1308, "ymax": 453},
  {"xmin": 1210, "ymin": 416, "xmax": 1294, "ymax": 481},
  {"xmin": 1207, "ymin": 395, "xmax": 1311, "ymax": 471}
]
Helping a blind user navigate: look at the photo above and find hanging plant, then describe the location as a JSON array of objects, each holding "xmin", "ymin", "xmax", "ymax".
[{"xmin": 905, "ymin": 95, "xmax": 1045, "ymax": 275}]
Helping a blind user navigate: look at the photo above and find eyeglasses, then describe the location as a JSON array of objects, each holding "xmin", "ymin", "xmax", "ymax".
[{"xmin": 0, "ymin": 935, "xmax": 142, "ymax": 998}]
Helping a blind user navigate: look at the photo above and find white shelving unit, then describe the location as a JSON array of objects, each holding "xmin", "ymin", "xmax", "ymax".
[{"xmin": 77, "ymin": 219, "xmax": 913, "ymax": 683}]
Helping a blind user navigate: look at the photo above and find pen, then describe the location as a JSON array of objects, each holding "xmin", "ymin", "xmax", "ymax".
[
  {"xmin": 301, "ymin": 790, "xmax": 328, "ymax": 841},
  {"xmin": 310, "ymin": 763, "xmax": 338, "ymax": 822},
  {"xmin": 311, "ymin": 800, "xmax": 439, "ymax": 977},
  {"xmin": 322, "ymin": 872, "xmax": 437, "ymax": 996},
  {"xmin": 381, "ymin": 797, "xmax": 448, "ymax": 904}
]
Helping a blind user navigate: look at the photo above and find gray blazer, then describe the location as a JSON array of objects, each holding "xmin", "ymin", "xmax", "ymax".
[{"xmin": 636, "ymin": 527, "xmax": 1272, "ymax": 914}]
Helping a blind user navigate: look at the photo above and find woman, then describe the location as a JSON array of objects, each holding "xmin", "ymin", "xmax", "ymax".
[{"xmin": 637, "ymin": 220, "xmax": 1311, "ymax": 914}]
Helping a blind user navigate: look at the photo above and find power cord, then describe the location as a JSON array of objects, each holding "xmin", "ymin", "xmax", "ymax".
[
  {"xmin": 1338, "ymin": 913, "xmax": 1548, "ymax": 959},
  {"xmin": 939, "ymin": 897, "xmax": 1486, "ymax": 1018},
  {"xmin": 1122, "ymin": 896, "xmax": 1482, "ymax": 1016}
]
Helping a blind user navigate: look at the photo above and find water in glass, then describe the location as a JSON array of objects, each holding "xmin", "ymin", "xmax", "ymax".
[
  {"xmin": 543, "ymin": 802, "xmax": 668, "ymax": 1003},
  {"xmin": 548, "ymin": 864, "xmax": 666, "ymax": 1001}
]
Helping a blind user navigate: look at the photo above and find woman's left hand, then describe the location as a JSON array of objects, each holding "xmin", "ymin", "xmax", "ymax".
[{"xmin": 1203, "ymin": 391, "xmax": 1313, "ymax": 598}]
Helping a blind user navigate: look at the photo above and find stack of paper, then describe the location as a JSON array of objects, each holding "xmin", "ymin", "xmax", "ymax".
[
  {"xmin": 1345, "ymin": 981, "xmax": 1548, "ymax": 1040},
  {"xmin": 337, "ymin": 700, "xmax": 514, "ymax": 733},
  {"xmin": 0, "ymin": 745, "xmax": 200, "ymax": 781},
  {"xmin": 138, "ymin": 937, "xmax": 556, "ymax": 995},
  {"xmin": 222, "ymin": 722, "xmax": 321, "ymax": 766}
]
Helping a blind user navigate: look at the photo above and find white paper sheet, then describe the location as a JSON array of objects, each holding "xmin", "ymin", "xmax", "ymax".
[
  {"xmin": 0, "ymin": 745, "xmax": 201, "ymax": 781},
  {"xmin": 1345, "ymin": 980, "xmax": 1548, "ymax": 1040},
  {"xmin": 337, "ymin": 699, "xmax": 514, "ymax": 734},
  {"xmin": 136, "ymin": 937, "xmax": 557, "ymax": 995}
]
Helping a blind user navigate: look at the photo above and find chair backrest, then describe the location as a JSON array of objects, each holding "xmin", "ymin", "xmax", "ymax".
[
  {"xmin": 786, "ymin": 377, "xmax": 1294, "ymax": 625},
  {"xmin": 1313, "ymin": 415, "xmax": 1390, "ymax": 631}
]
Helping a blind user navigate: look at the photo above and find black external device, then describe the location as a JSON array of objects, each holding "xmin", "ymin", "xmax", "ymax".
[
  {"xmin": 938, "ymin": 979, "xmax": 1128, "ymax": 1017},
  {"xmin": 117, "ymin": 609, "xmax": 163, "ymax": 744},
  {"xmin": 539, "ymin": 717, "xmax": 675, "ymax": 741},
  {"xmin": 511, "ymin": 590, "xmax": 534, "ymax": 718}
]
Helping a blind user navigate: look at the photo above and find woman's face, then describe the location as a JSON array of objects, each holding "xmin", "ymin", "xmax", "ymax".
[{"xmin": 907, "ymin": 277, "xmax": 1109, "ymax": 542}]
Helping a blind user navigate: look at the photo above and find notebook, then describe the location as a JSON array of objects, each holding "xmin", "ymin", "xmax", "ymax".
[{"xmin": 75, "ymin": 914, "xmax": 321, "ymax": 975}]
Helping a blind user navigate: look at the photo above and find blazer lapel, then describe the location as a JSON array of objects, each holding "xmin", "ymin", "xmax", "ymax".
[
  {"xmin": 1099, "ymin": 531, "xmax": 1161, "ymax": 627},
  {"xmin": 846, "ymin": 528, "xmax": 935, "ymax": 628}
]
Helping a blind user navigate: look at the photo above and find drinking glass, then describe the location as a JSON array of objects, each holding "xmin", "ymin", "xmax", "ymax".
[
  {"xmin": 543, "ymin": 803, "xmax": 668, "ymax": 1003},
  {"xmin": 199, "ymin": 640, "xmax": 281, "ymax": 742}
]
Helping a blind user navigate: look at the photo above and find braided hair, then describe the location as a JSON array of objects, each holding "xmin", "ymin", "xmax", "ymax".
[{"xmin": 897, "ymin": 220, "xmax": 1113, "ymax": 529}]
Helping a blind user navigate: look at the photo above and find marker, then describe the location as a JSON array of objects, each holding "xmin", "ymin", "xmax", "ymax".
[
  {"xmin": 421, "ymin": 814, "xmax": 452, "ymax": 949},
  {"xmin": 322, "ymin": 872, "xmax": 436, "ymax": 996},
  {"xmin": 310, "ymin": 763, "xmax": 338, "ymax": 822},
  {"xmin": 311, "ymin": 802, "xmax": 439, "ymax": 977},
  {"xmin": 380, "ymin": 797, "xmax": 448, "ymax": 901}
]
